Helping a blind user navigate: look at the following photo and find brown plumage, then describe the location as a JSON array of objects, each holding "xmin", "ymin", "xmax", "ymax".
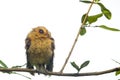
[{"xmin": 25, "ymin": 26, "xmax": 55, "ymax": 75}]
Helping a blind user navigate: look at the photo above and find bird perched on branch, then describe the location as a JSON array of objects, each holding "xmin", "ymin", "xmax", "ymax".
[{"xmin": 25, "ymin": 26, "xmax": 55, "ymax": 75}]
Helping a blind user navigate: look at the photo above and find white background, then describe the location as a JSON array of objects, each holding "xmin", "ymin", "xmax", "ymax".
[{"xmin": 0, "ymin": 0, "xmax": 120, "ymax": 80}]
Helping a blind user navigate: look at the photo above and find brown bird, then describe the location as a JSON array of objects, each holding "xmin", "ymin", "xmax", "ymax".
[{"xmin": 25, "ymin": 26, "xmax": 55, "ymax": 75}]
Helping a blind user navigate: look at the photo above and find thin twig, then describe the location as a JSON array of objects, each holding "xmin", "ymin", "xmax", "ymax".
[
  {"xmin": 60, "ymin": 0, "xmax": 95, "ymax": 73},
  {"xmin": 0, "ymin": 67, "xmax": 120, "ymax": 76}
]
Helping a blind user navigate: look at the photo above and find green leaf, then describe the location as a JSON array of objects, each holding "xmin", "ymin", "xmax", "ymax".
[
  {"xmin": 81, "ymin": 13, "xmax": 103, "ymax": 24},
  {"xmin": 116, "ymin": 70, "xmax": 120, "ymax": 76},
  {"xmin": 97, "ymin": 3, "xmax": 112, "ymax": 19},
  {"xmin": 80, "ymin": 60, "xmax": 90, "ymax": 69},
  {"xmin": 102, "ymin": 8, "xmax": 111, "ymax": 20},
  {"xmin": 71, "ymin": 62, "xmax": 80, "ymax": 72},
  {"xmin": 80, "ymin": 27, "xmax": 86, "ymax": 36},
  {"xmin": 12, "ymin": 63, "xmax": 26, "ymax": 68},
  {"xmin": 112, "ymin": 59, "xmax": 120, "ymax": 65},
  {"xmin": 12, "ymin": 72, "xmax": 31, "ymax": 79},
  {"xmin": 95, "ymin": 0, "xmax": 100, "ymax": 3},
  {"xmin": 0, "ymin": 60, "xmax": 8, "ymax": 68},
  {"xmin": 80, "ymin": 0, "xmax": 100, "ymax": 3},
  {"xmin": 88, "ymin": 13, "xmax": 103, "ymax": 24},
  {"xmin": 81, "ymin": 13, "xmax": 88, "ymax": 24},
  {"xmin": 99, "ymin": 25, "xmax": 120, "ymax": 31},
  {"xmin": 80, "ymin": 0, "xmax": 92, "ymax": 3}
]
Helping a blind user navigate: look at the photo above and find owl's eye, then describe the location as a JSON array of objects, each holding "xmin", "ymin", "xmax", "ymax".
[{"xmin": 39, "ymin": 29, "xmax": 44, "ymax": 34}]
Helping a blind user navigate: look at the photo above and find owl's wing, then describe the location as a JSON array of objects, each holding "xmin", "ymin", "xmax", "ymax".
[
  {"xmin": 46, "ymin": 38, "xmax": 55, "ymax": 72},
  {"xmin": 25, "ymin": 38, "xmax": 34, "ymax": 75}
]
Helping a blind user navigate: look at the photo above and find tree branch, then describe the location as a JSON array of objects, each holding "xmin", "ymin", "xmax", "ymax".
[
  {"xmin": 0, "ymin": 67, "xmax": 120, "ymax": 76},
  {"xmin": 60, "ymin": 0, "xmax": 95, "ymax": 73}
]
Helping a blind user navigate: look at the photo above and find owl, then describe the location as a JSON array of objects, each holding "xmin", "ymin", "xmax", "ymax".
[{"xmin": 25, "ymin": 26, "xmax": 55, "ymax": 75}]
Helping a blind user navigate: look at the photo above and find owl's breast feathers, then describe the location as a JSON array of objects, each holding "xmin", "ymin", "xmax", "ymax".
[{"xmin": 26, "ymin": 37, "xmax": 54, "ymax": 65}]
